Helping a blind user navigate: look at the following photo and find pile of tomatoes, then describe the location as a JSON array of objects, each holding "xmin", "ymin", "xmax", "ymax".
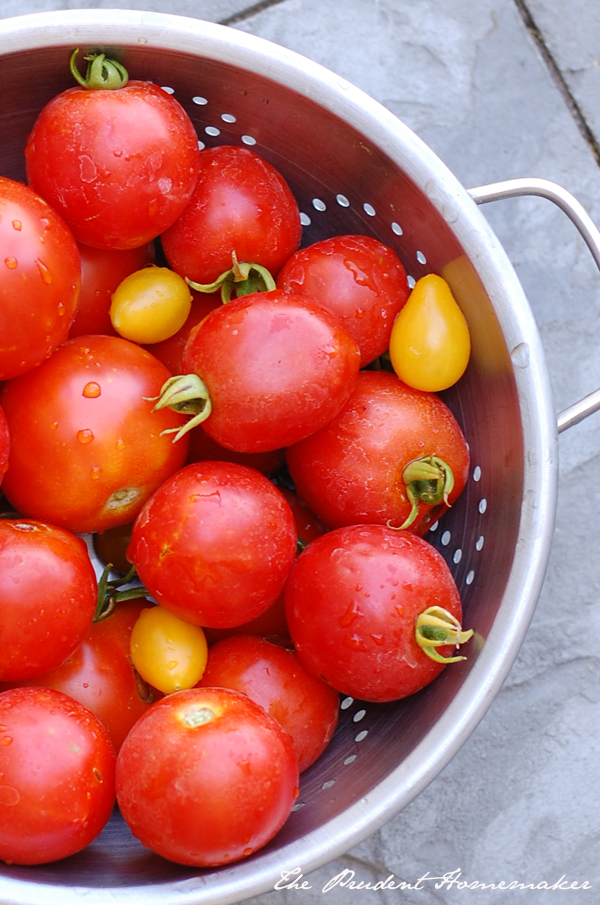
[{"xmin": 0, "ymin": 49, "xmax": 474, "ymax": 870}]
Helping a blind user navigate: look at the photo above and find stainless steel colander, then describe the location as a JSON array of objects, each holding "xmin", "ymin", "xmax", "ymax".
[{"xmin": 1, "ymin": 9, "xmax": 600, "ymax": 905}]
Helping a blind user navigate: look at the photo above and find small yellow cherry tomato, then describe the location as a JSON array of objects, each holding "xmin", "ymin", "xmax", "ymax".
[
  {"xmin": 110, "ymin": 265, "xmax": 192, "ymax": 344},
  {"xmin": 388, "ymin": 273, "xmax": 471, "ymax": 391},
  {"xmin": 130, "ymin": 605, "xmax": 208, "ymax": 694}
]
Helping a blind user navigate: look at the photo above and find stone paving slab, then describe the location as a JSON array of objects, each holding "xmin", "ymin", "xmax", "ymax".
[{"xmin": 1, "ymin": 2, "xmax": 599, "ymax": 904}]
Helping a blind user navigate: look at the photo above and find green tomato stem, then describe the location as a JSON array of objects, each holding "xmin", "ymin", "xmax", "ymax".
[
  {"xmin": 393, "ymin": 454, "xmax": 455, "ymax": 530},
  {"xmin": 70, "ymin": 47, "xmax": 129, "ymax": 90},
  {"xmin": 415, "ymin": 605, "xmax": 473, "ymax": 663},
  {"xmin": 147, "ymin": 374, "xmax": 213, "ymax": 442},
  {"xmin": 186, "ymin": 251, "xmax": 276, "ymax": 303},
  {"xmin": 94, "ymin": 562, "xmax": 149, "ymax": 622}
]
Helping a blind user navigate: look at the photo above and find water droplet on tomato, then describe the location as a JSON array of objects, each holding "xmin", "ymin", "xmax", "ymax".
[
  {"xmin": 113, "ymin": 149, "xmax": 123, "ymax": 157},
  {"xmin": 12, "ymin": 220, "xmax": 21, "ymax": 231},
  {"xmin": 77, "ymin": 429, "xmax": 94, "ymax": 444},
  {"xmin": 116, "ymin": 438, "xmax": 125, "ymax": 450},
  {"xmin": 1, "ymin": 737, "xmax": 12, "ymax": 746},
  {"xmin": 4, "ymin": 257, "xmax": 17, "ymax": 269},
  {"xmin": 90, "ymin": 466, "xmax": 101, "ymax": 480},
  {"xmin": 167, "ymin": 660, "xmax": 178, "ymax": 670},
  {"xmin": 83, "ymin": 381, "xmax": 101, "ymax": 398},
  {"xmin": 370, "ymin": 633, "xmax": 385, "ymax": 645},
  {"xmin": 51, "ymin": 421, "xmax": 58, "ymax": 430},
  {"xmin": 339, "ymin": 601, "xmax": 361, "ymax": 627},
  {"xmin": 36, "ymin": 259, "xmax": 52, "ymax": 284}
]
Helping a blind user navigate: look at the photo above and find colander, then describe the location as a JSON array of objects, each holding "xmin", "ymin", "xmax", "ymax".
[{"xmin": 1, "ymin": 9, "xmax": 600, "ymax": 905}]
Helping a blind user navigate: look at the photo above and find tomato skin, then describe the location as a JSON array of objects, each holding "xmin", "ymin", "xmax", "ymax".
[
  {"xmin": 198, "ymin": 635, "xmax": 339, "ymax": 771},
  {"xmin": 285, "ymin": 526, "xmax": 463, "ymax": 702},
  {"xmin": 0, "ymin": 405, "xmax": 8, "ymax": 487},
  {"xmin": 388, "ymin": 273, "xmax": 471, "ymax": 391},
  {"xmin": 0, "ymin": 687, "xmax": 116, "ymax": 865},
  {"xmin": 116, "ymin": 687, "xmax": 299, "ymax": 866},
  {"xmin": 0, "ymin": 519, "xmax": 97, "ymax": 681},
  {"xmin": 0, "ymin": 335, "xmax": 189, "ymax": 534},
  {"xmin": 0, "ymin": 177, "xmax": 81, "ymax": 381},
  {"xmin": 127, "ymin": 461, "xmax": 297, "ymax": 628},
  {"xmin": 286, "ymin": 369, "xmax": 469, "ymax": 534},
  {"xmin": 277, "ymin": 234, "xmax": 410, "ymax": 366},
  {"xmin": 161, "ymin": 145, "xmax": 302, "ymax": 283},
  {"xmin": 69, "ymin": 241, "xmax": 155, "ymax": 338},
  {"xmin": 181, "ymin": 290, "xmax": 361, "ymax": 453},
  {"xmin": 25, "ymin": 81, "xmax": 200, "ymax": 250},
  {"xmin": 0, "ymin": 599, "xmax": 158, "ymax": 753}
]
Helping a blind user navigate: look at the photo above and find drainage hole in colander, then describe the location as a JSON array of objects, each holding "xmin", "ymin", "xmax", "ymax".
[
  {"xmin": 300, "ymin": 212, "xmax": 311, "ymax": 226},
  {"xmin": 441, "ymin": 530, "xmax": 451, "ymax": 546},
  {"xmin": 363, "ymin": 203, "xmax": 376, "ymax": 217},
  {"xmin": 321, "ymin": 779, "xmax": 336, "ymax": 790},
  {"xmin": 340, "ymin": 696, "xmax": 354, "ymax": 710},
  {"xmin": 473, "ymin": 465, "xmax": 482, "ymax": 481},
  {"xmin": 453, "ymin": 548, "xmax": 462, "ymax": 564},
  {"xmin": 205, "ymin": 126, "xmax": 220, "ymax": 137},
  {"xmin": 355, "ymin": 729, "xmax": 368, "ymax": 742},
  {"xmin": 344, "ymin": 754, "xmax": 357, "ymax": 765},
  {"xmin": 476, "ymin": 535, "xmax": 484, "ymax": 551},
  {"xmin": 416, "ymin": 250, "xmax": 427, "ymax": 265},
  {"xmin": 465, "ymin": 570, "xmax": 475, "ymax": 585},
  {"xmin": 478, "ymin": 498, "xmax": 487, "ymax": 514},
  {"xmin": 312, "ymin": 198, "xmax": 327, "ymax": 212},
  {"xmin": 241, "ymin": 135, "xmax": 256, "ymax": 146},
  {"xmin": 407, "ymin": 275, "xmax": 416, "ymax": 289},
  {"xmin": 221, "ymin": 113, "xmax": 236, "ymax": 123},
  {"xmin": 336, "ymin": 194, "xmax": 350, "ymax": 207},
  {"xmin": 160, "ymin": 85, "xmax": 175, "ymax": 94},
  {"xmin": 391, "ymin": 221, "xmax": 403, "ymax": 236},
  {"xmin": 352, "ymin": 709, "xmax": 366, "ymax": 722},
  {"xmin": 291, "ymin": 801, "xmax": 306, "ymax": 811},
  {"xmin": 192, "ymin": 96, "xmax": 208, "ymax": 106}
]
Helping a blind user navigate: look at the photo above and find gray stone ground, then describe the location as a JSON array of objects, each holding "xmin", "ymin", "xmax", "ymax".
[{"xmin": 3, "ymin": 1, "xmax": 600, "ymax": 903}]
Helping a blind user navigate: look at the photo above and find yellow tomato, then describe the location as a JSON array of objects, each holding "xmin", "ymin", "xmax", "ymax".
[
  {"xmin": 388, "ymin": 273, "xmax": 471, "ymax": 391},
  {"xmin": 130, "ymin": 605, "xmax": 208, "ymax": 694},
  {"xmin": 110, "ymin": 265, "xmax": 192, "ymax": 344}
]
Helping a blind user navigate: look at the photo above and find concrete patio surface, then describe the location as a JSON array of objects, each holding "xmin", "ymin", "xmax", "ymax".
[{"xmin": 2, "ymin": 1, "xmax": 600, "ymax": 903}]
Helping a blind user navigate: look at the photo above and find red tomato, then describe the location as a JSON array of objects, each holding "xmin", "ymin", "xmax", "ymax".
[
  {"xmin": 127, "ymin": 461, "xmax": 297, "ymax": 628},
  {"xmin": 0, "ymin": 176, "xmax": 81, "ymax": 380},
  {"xmin": 186, "ymin": 427, "xmax": 285, "ymax": 477},
  {"xmin": 198, "ymin": 635, "xmax": 339, "ymax": 771},
  {"xmin": 0, "ymin": 687, "xmax": 116, "ymax": 865},
  {"xmin": 116, "ymin": 686, "xmax": 299, "ymax": 866},
  {"xmin": 161, "ymin": 145, "xmax": 302, "ymax": 283},
  {"xmin": 69, "ymin": 241, "xmax": 156, "ymax": 338},
  {"xmin": 286, "ymin": 369, "xmax": 469, "ymax": 534},
  {"xmin": 277, "ymin": 234, "xmax": 410, "ymax": 366},
  {"xmin": 285, "ymin": 525, "xmax": 468, "ymax": 702},
  {"xmin": 0, "ymin": 335, "xmax": 189, "ymax": 534},
  {"xmin": 0, "ymin": 404, "xmax": 8, "ymax": 487},
  {"xmin": 170, "ymin": 290, "xmax": 360, "ymax": 453},
  {"xmin": 25, "ymin": 76, "xmax": 199, "ymax": 249},
  {"xmin": 0, "ymin": 599, "xmax": 159, "ymax": 753},
  {"xmin": 0, "ymin": 519, "xmax": 97, "ymax": 681}
]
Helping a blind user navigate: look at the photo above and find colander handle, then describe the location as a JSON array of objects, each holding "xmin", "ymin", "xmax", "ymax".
[{"xmin": 469, "ymin": 177, "xmax": 600, "ymax": 433}]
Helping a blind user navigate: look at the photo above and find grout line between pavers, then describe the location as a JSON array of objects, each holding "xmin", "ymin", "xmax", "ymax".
[
  {"xmin": 219, "ymin": 0, "xmax": 290, "ymax": 27},
  {"xmin": 513, "ymin": 0, "xmax": 600, "ymax": 168}
]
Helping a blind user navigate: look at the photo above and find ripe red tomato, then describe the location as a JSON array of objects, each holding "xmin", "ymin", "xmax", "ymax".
[
  {"xmin": 277, "ymin": 234, "xmax": 410, "ymax": 366},
  {"xmin": 69, "ymin": 241, "xmax": 155, "ymax": 338},
  {"xmin": 166, "ymin": 290, "xmax": 360, "ymax": 453},
  {"xmin": 198, "ymin": 634, "xmax": 339, "ymax": 771},
  {"xmin": 0, "ymin": 519, "xmax": 97, "ymax": 681},
  {"xmin": 0, "ymin": 599, "xmax": 159, "ymax": 753},
  {"xmin": 285, "ymin": 525, "xmax": 469, "ymax": 702},
  {"xmin": 0, "ymin": 687, "xmax": 116, "ymax": 865},
  {"xmin": 0, "ymin": 405, "xmax": 8, "ymax": 488},
  {"xmin": 116, "ymin": 686, "xmax": 299, "ymax": 866},
  {"xmin": 25, "ymin": 71, "xmax": 199, "ymax": 249},
  {"xmin": 286, "ymin": 369, "xmax": 470, "ymax": 534},
  {"xmin": 0, "ymin": 176, "xmax": 81, "ymax": 381},
  {"xmin": 127, "ymin": 461, "xmax": 297, "ymax": 628},
  {"xmin": 0, "ymin": 335, "xmax": 189, "ymax": 534},
  {"xmin": 161, "ymin": 145, "xmax": 302, "ymax": 284}
]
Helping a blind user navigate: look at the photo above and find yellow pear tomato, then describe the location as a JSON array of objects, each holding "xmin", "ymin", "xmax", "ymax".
[
  {"xmin": 110, "ymin": 265, "xmax": 192, "ymax": 344},
  {"xmin": 388, "ymin": 273, "xmax": 471, "ymax": 391},
  {"xmin": 130, "ymin": 604, "xmax": 208, "ymax": 695}
]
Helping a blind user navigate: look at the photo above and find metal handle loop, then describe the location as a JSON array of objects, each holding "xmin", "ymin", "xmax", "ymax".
[{"xmin": 468, "ymin": 177, "xmax": 600, "ymax": 433}]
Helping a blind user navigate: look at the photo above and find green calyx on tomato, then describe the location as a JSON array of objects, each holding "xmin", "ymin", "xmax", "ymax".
[
  {"xmin": 94, "ymin": 562, "xmax": 149, "ymax": 623},
  {"xmin": 415, "ymin": 605, "xmax": 473, "ymax": 664},
  {"xmin": 395, "ymin": 454, "xmax": 455, "ymax": 531},
  {"xmin": 186, "ymin": 251, "xmax": 276, "ymax": 304},
  {"xmin": 69, "ymin": 47, "xmax": 129, "ymax": 91},
  {"xmin": 149, "ymin": 374, "xmax": 213, "ymax": 442}
]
